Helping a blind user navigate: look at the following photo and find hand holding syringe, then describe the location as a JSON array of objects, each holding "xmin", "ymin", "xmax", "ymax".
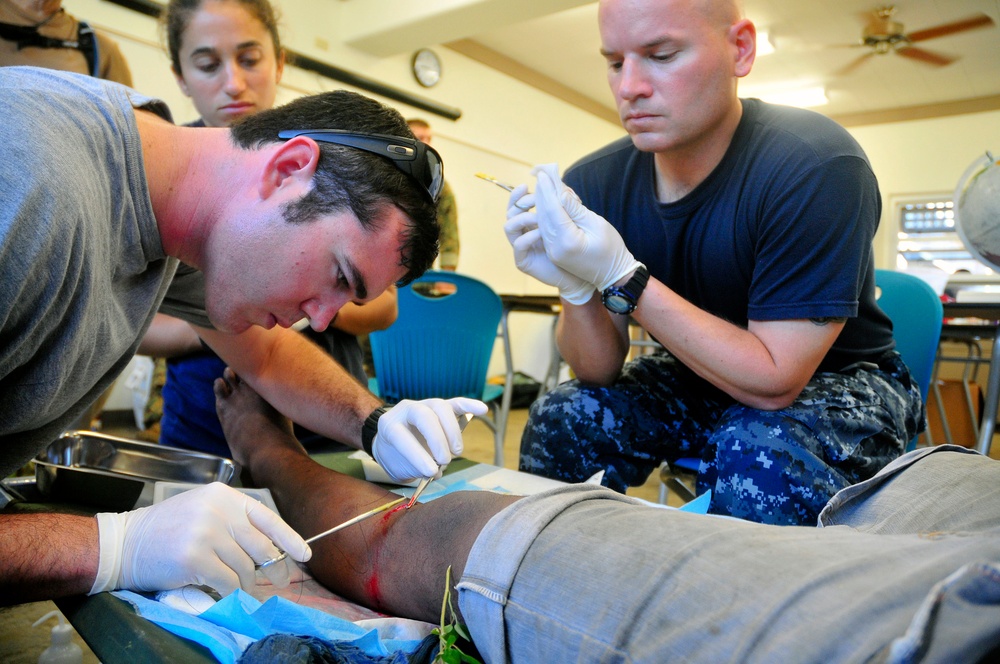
[{"xmin": 487, "ymin": 169, "xmax": 596, "ymax": 304}]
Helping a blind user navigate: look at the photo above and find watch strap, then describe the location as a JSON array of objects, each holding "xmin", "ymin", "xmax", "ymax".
[
  {"xmin": 361, "ymin": 405, "xmax": 390, "ymax": 456},
  {"xmin": 603, "ymin": 264, "xmax": 649, "ymax": 314}
]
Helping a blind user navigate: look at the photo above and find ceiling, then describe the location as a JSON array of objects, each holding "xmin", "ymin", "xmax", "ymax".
[{"xmin": 341, "ymin": 0, "xmax": 1000, "ymax": 127}]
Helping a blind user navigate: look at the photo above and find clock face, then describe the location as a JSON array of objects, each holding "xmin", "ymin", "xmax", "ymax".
[{"xmin": 412, "ymin": 48, "xmax": 441, "ymax": 87}]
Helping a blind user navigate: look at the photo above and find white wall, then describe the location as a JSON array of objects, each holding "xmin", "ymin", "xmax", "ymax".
[{"xmin": 847, "ymin": 110, "xmax": 1000, "ymax": 270}]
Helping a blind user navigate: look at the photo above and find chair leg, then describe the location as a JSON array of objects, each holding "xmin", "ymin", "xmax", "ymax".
[
  {"xmin": 657, "ymin": 462, "xmax": 697, "ymax": 504},
  {"xmin": 482, "ymin": 401, "xmax": 504, "ymax": 467}
]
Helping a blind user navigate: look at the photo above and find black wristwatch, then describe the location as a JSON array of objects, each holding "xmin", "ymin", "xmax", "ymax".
[
  {"xmin": 602, "ymin": 264, "xmax": 649, "ymax": 315},
  {"xmin": 361, "ymin": 405, "xmax": 389, "ymax": 456}
]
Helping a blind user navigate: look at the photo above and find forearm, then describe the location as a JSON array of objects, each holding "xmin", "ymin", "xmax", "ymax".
[
  {"xmin": 239, "ymin": 437, "xmax": 517, "ymax": 623},
  {"xmin": 556, "ymin": 297, "xmax": 631, "ymax": 384},
  {"xmin": 138, "ymin": 313, "xmax": 204, "ymax": 357},
  {"xmin": 632, "ymin": 280, "xmax": 837, "ymax": 409},
  {"xmin": 333, "ymin": 287, "xmax": 397, "ymax": 336},
  {"xmin": 203, "ymin": 326, "xmax": 381, "ymax": 447},
  {"xmin": 0, "ymin": 513, "xmax": 98, "ymax": 605}
]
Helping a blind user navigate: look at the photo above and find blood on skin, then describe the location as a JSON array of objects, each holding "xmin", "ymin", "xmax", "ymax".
[{"xmin": 363, "ymin": 500, "xmax": 412, "ymax": 610}]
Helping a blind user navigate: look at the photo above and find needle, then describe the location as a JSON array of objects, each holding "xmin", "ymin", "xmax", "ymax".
[
  {"xmin": 476, "ymin": 172, "xmax": 533, "ymax": 211},
  {"xmin": 257, "ymin": 496, "xmax": 406, "ymax": 570},
  {"xmin": 405, "ymin": 477, "xmax": 431, "ymax": 509},
  {"xmin": 475, "ymin": 172, "xmax": 516, "ymax": 192},
  {"xmin": 260, "ymin": 413, "xmax": 470, "ymax": 570}
]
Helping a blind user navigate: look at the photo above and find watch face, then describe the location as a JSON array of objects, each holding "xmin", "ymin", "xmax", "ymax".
[
  {"xmin": 412, "ymin": 49, "xmax": 441, "ymax": 87},
  {"xmin": 603, "ymin": 292, "xmax": 633, "ymax": 314}
]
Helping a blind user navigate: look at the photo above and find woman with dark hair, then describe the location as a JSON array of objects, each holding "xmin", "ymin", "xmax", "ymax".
[{"xmin": 142, "ymin": 0, "xmax": 398, "ymax": 456}]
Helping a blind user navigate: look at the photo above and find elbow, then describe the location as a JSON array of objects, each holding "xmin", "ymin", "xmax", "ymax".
[
  {"xmin": 741, "ymin": 382, "xmax": 807, "ymax": 411},
  {"xmin": 751, "ymin": 393, "xmax": 798, "ymax": 412},
  {"xmin": 569, "ymin": 364, "xmax": 621, "ymax": 388}
]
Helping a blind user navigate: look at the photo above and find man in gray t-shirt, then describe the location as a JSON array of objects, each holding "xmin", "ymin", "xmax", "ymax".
[{"xmin": 0, "ymin": 66, "xmax": 479, "ymax": 605}]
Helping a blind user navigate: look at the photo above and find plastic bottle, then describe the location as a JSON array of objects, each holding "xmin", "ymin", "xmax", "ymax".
[{"xmin": 32, "ymin": 610, "xmax": 83, "ymax": 664}]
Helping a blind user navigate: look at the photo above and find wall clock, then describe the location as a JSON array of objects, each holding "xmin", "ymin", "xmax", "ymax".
[{"xmin": 412, "ymin": 48, "xmax": 441, "ymax": 87}]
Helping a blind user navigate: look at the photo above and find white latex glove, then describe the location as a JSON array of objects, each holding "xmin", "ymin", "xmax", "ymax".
[
  {"xmin": 89, "ymin": 482, "xmax": 311, "ymax": 597},
  {"xmin": 373, "ymin": 397, "xmax": 488, "ymax": 483},
  {"xmin": 503, "ymin": 183, "xmax": 595, "ymax": 305},
  {"xmin": 532, "ymin": 163, "xmax": 643, "ymax": 291}
]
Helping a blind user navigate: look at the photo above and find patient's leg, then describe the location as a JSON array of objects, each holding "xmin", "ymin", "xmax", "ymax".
[{"xmin": 215, "ymin": 369, "xmax": 518, "ymax": 622}]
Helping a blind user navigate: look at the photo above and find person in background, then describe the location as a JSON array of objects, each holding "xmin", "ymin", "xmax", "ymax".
[
  {"xmin": 1, "ymin": 66, "xmax": 474, "ymax": 604},
  {"xmin": 505, "ymin": 0, "xmax": 921, "ymax": 526},
  {"xmin": 407, "ymin": 118, "xmax": 459, "ymax": 271},
  {"xmin": 0, "ymin": 0, "xmax": 131, "ymax": 84},
  {"xmin": 139, "ymin": 0, "xmax": 398, "ymax": 456}
]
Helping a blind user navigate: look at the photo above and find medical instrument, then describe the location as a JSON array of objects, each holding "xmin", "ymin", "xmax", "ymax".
[
  {"xmin": 401, "ymin": 412, "xmax": 470, "ymax": 507},
  {"xmin": 257, "ymin": 496, "xmax": 406, "ymax": 570},
  {"xmin": 475, "ymin": 172, "xmax": 516, "ymax": 192},
  {"xmin": 405, "ymin": 477, "xmax": 431, "ymax": 509},
  {"xmin": 476, "ymin": 172, "xmax": 533, "ymax": 211}
]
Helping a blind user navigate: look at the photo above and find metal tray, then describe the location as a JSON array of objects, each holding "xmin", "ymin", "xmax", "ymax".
[{"xmin": 34, "ymin": 431, "xmax": 237, "ymax": 510}]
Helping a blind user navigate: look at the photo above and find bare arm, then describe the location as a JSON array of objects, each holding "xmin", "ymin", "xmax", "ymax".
[
  {"xmin": 555, "ymin": 295, "xmax": 631, "ymax": 384},
  {"xmin": 198, "ymin": 324, "xmax": 380, "ymax": 448},
  {"xmin": 558, "ymin": 274, "xmax": 843, "ymax": 410},
  {"xmin": 137, "ymin": 313, "xmax": 204, "ymax": 358},
  {"xmin": 331, "ymin": 286, "xmax": 397, "ymax": 336},
  {"xmin": 0, "ymin": 513, "xmax": 99, "ymax": 605},
  {"xmin": 226, "ymin": 398, "xmax": 517, "ymax": 623}
]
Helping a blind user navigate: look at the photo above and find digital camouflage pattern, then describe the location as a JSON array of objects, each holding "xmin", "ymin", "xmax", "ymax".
[
  {"xmin": 435, "ymin": 179, "xmax": 459, "ymax": 270},
  {"xmin": 520, "ymin": 351, "xmax": 922, "ymax": 525}
]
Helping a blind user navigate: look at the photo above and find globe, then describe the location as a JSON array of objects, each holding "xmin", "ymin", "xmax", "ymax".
[{"xmin": 954, "ymin": 151, "xmax": 1000, "ymax": 270}]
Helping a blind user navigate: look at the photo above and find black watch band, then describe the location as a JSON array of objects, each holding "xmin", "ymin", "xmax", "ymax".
[
  {"xmin": 602, "ymin": 264, "xmax": 649, "ymax": 315},
  {"xmin": 361, "ymin": 405, "xmax": 390, "ymax": 456}
]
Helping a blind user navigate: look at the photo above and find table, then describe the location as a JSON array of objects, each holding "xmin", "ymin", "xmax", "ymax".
[
  {"xmin": 941, "ymin": 302, "xmax": 1000, "ymax": 456},
  {"xmin": 44, "ymin": 452, "xmax": 483, "ymax": 664},
  {"xmin": 497, "ymin": 294, "xmax": 561, "ymax": 464}
]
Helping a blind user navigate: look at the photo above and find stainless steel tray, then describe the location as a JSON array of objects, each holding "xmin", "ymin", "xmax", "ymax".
[{"xmin": 34, "ymin": 431, "xmax": 237, "ymax": 510}]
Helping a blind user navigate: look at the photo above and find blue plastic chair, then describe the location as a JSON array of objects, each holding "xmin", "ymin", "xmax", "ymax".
[
  {"xmin": 660, "ymin": 269, "xmax": 944, "ymax": 503},
  {"xmin": 873, "ymin": 268, "xmax": 944, "ymax": 451},
  {"xmin": 368, "ymin": 271, "xmax": 507, "ymax": 466}
]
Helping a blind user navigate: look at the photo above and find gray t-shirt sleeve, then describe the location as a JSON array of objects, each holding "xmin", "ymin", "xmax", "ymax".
[{"xmin": 158, "ymin": 262, "xmax": 215, "ymax": 329}]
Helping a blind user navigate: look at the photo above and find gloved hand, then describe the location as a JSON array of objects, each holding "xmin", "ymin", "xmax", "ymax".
[
  {"xmin": 373, "ymin": 397, "xmax": 487, "ymax": 483},
  {"xmin": 504, "ymin": 184, "xmax": 595, "ymax": 305},
  {"xmin": 532, "ymin": 163, "xmax": 642, "ymax": 291},
  {"xmin": 90, "ymin": 482, "xmax": 310, "ymax": 596}
]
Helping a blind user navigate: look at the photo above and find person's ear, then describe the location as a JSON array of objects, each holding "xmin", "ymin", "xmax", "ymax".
[
  {"xmin": 275, "ymin": 49, "xmax": 286, "ymax": 85},
  {"xmin": 258, "ymin": 136, "xmax": 320, "ymax": 199},
  {"xmin": 173, "ymin": 67, "xmax": 192, "ymax": 97},
  {"xmin": 730, "ymin": 19, "xmax": 756, "ymax": 78}
]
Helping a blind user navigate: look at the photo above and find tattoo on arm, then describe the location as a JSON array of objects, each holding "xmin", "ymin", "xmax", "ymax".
[{"xmin": 810, "ymin": 317, "xmax": 847, "ymax": 326}]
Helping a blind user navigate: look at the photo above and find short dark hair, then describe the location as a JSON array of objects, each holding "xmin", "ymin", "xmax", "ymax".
[{"xmin": 229, "ymin": 90, "xmax": 440, "ymax": 284}]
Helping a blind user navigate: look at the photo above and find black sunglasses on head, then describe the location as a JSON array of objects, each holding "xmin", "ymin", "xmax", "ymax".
[{"xmin": 277, "ymin": 129, "xmax": 444, "ymax": 204}]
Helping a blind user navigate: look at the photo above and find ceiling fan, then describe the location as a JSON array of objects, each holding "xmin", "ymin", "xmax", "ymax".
[{"xmin": 834, "ymin": 5, "xmax": 995, "ymax": 76}]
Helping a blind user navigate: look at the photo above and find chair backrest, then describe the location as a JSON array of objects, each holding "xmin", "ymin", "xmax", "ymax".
[
  {"xmin": 874, "ymin": 269, "xmax": 943, "ymax": 405},
  {"xmin": 369, "ymin": 271, "xmax": 502, "ymax": 403}
]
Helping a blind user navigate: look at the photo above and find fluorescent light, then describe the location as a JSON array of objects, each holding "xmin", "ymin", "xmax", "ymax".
[
  {"xmin": 756, "ymin": 29, "xmax": 775, "ymax": 57},
  {"xmin": 754, "ymin": 86, "xmax": 828, "ymax": 109}
]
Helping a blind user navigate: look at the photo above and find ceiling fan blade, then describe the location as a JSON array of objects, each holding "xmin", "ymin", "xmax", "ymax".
[
  {"xmin": 906, "ymin": 13, "xmax": 994, "ymax": 43},
  {"xmin": 833, "ymin": 51, "xmax": 874, "ymax": 77},
  {"xmin": 896, "ymin": 46, "xmax": 956, "ymax": 67}
]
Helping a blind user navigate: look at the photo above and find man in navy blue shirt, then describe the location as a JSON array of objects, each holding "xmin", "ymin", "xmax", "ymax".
[{"xmin": 504, "ymin": 0, "xmax": 921, "ymax": 525}]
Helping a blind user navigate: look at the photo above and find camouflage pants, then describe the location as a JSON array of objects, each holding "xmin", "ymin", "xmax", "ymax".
[{"xmin": 520, "ymin": 351, "xmax": 923, "ymax": 525}]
